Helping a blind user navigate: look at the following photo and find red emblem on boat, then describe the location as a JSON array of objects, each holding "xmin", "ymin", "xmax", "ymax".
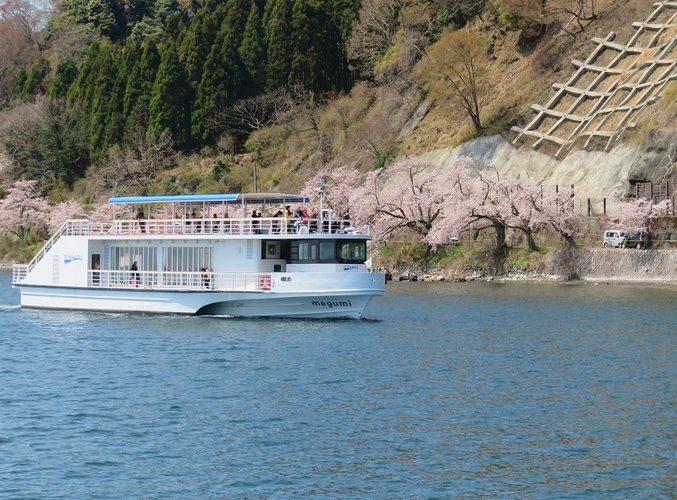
[{"xmin": 259, "ymin": 275, "xmax": 272, "ymax": 291}]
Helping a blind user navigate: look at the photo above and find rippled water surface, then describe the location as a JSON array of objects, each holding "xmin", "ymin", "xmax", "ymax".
[{"xmin": 1, "ymin": 271, "xmax": 676, "ymax": 499}]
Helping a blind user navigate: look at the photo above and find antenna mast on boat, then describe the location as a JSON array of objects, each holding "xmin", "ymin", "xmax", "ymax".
[{"xmin": 318, "ymin": 178, "xmax": 325, "ymax": 232}]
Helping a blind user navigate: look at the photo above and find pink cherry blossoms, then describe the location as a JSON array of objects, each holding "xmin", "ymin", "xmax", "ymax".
[
  {"xmin": 0, "ymin": 180, "xmax": 50, "ymax": 242},
  {"xmin": 308, "ymin": 156, "xmax": 583, "ymax": 250},
  {"xmin": 606, "ymin": 197, "xmax": 671, "ymax": 235}
]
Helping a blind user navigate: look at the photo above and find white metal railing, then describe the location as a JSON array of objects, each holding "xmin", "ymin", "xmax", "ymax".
[
  {"xmin": 12, "ymin": 264, "xmax": 28, "ymax": 284},
  {"xmin": 55, "ymin": 216, "xmax": 355, "ymax": 238},
  {"xmin": 87, "ymin": 270, "xmax": 276, "ymax": 292},
  {"xmin": 86, "ymin": 216, "xmax": 354, "ymax": 237}
]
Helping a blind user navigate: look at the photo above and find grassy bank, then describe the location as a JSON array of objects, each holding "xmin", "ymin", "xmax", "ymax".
[{"xmin": 374, "ymin": 243, "xmax": 553, "ymax": 280}]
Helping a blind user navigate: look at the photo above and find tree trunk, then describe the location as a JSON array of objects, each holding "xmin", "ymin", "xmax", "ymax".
[
  {"xmin": 564, "ymin": 234, "xmax": 577, "ymax": 248},
  {"xmin": 493, "ymin": 222, "xmax": 507, "ymax": 249},
  {"xmin": 524, "ymin": 227, "xmax": 538, "ymax": 251}
]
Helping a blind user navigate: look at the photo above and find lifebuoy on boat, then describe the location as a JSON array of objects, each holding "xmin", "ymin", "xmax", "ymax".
[{"xmin": 259, "ymin": 275, "xmax": 272, "ymax": 291}]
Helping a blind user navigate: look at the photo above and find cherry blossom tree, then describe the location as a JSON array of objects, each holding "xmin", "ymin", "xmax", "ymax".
[
  {"xmin": 301, "ymin": 166, "xmax": 360, "ymax": 218},
  {"xmin": 89, "ymin": 202, "xmax": 132, "ymax": 221},
  {"xmin": 606, "ymin": 197, "xmax": 671, "ymax": 241},
  {"xmin": 0, "ymin": 180, "xmax": 49, "ymax": 241},
  {"xmin": 48, "ymin": 199, "xmax": 86, "ymax": 232},
  {"xmin": 349, "ymin": 157, "xmax": 453, "ymax": 247},
  {"xmin": 309, "ymin": 157, "xmax": 582, "ymax": 252},
  {"xmin": 535, "ymin": 186, "xmax": 579, "ymax": 247},
  {"xmin": 427, "ymin": 160, "xmax": 516, "ymax": 250}
]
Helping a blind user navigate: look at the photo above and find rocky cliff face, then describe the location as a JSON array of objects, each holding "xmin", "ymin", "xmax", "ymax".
[{"xmin": 421, "ymin": 133, "xmax": 676, "ymax": 210}]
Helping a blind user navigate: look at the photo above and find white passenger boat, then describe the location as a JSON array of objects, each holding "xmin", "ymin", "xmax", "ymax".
[{"xmin": 11, "ymin": 193, "xmax": 385, "ymax": 319}]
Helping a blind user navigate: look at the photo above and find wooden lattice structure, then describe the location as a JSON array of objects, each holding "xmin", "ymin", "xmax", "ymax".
[
  {"xmin": 513, "ymin": 2, "xmax": 677, "ymax": 158},
  {"xmin": 636, "ymin": 180, "xmax": 674, "ymax": 202}
]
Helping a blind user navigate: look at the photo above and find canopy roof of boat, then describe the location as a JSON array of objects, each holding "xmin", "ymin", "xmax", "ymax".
[{"xmin": 108, "ymin": 193, "xmax": 310, "ymax": 206}]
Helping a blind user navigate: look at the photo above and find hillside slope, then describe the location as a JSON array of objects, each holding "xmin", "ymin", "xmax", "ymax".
[{"xmin": 267, "ymin": 0, "xmax": 677, "ymax": 205}]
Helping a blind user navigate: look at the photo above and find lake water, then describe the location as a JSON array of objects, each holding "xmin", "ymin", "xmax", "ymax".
[{"xmin": 1, "ymin": 271, "xmax": 676, "ymax": 499}]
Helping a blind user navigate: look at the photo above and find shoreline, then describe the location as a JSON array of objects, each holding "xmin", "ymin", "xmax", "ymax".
[{"xmin": 388, "ymin": 270, "xmax": 677, "ymax": 287}]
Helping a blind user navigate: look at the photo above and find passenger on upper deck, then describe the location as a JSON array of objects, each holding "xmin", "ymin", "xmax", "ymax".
[
  {"xmin": 191, "ymin": 211, "xmax": 202, "ymax": 233},
  {"xmin": 136, "ymin": 207, "xmax": 146, "ymax": 233},
  {"xmin": 273, "ymin": 210, "xmax": 283, "ymax": 234},
  {"xmin": 284, "ymin": 206, "xmax": 292, "ymax": 232},
  {"xmin": 252, "ymin": 210, "xmax": 260, "ymax": 234}
]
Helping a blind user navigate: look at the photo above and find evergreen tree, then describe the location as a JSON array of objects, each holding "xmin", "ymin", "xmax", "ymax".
[
  {"xmin": 290, "ymin": 0, "xmax": 344, "ymax": 94},
  {"xmin": 191, "ymin": 0, "xmax": 251, "ymax": 145},
  {"xmin": 148, "ymin": 41, "xmax": 191, "ymax": 148},
  {"xmin": 180, "ymin": 2, "xmax": 224, "ymax": 92},
  {"xmin": 122, "ymin": 40, "xmax": 160, "ymax": 149},
  {"xmin": 88, "ymin": 45, "xmax": 118, "ymax": 161},
  {"xmin": 12, "ymin": 68, "xmax": 28, "ymax": 100},
  {"xmin": 239, "ymin": 2, "xmax": 266, "ymax": 96},
  {"xmin": 65, "ymin": 42, "xmax": 104, "ymax": 161},
  {"xmin": 104, "ymin": 47, "xmax": 128, "ymax": 149},
  {"xmin": 155, "ymin": 0, "xmax": 180, "ymax": 26},
  {"xmin": 265, "ymin": 0, "xmax": 293, "ymax": 91},
  {"xmin": 164, "ymin": 11, "xmax": 187, "ymax": 45},
  {"xmin": 87, "ymin": 0, "xmax": 120, "ymax": 37},
  {"xmin": 331, "ymin": 0, "xmax": 360, "ymax": 41},
  {"xmin": 123, "ymin": 39, "xmax": 160, "ymax": 119},
  {"xmin": 47, "ymin": 59, "xmax": 79, "ymax": 98},
  {"xmin": 124, "ymin": 100, "xmax": 149, "ymax": 150},
  {"xmin": 22, "ymin": 59, "xmax": 50, "ymax": 100},
  {"xmin": 59, "ymin": 0, "xmax": 90, "ymax": 23},
  {"xmin": 262, "ymin": 0, "xmax": 276, "ymax": 34},
  {"xmin": 126, "ymin": 0, "xmax": 154, "ymax": 27},
  {"xmin": 67, "ymin": 41, "xmax": 102, "ymax": 112}
]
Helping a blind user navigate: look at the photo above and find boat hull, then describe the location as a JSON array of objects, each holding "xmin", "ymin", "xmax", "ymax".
[{"xmin": 15, "ymin": 285, "xmax": 381, "ymax": 319}]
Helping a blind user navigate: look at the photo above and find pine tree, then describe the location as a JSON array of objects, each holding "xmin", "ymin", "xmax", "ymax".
[
  {"xmin": 265, "ymin": 0, "xmax": 293, "ymax": 91},
  {"xmin": 22, "ymin": 59, "xmax": 50, "ymax": 100},
  {"xmin": 123, "ymin": 39, "xmax": 160, "ymax": 119},
  {"xmin": 239, "ymin": 2, "xmax": 266, "ymax": 96},
  {"xmin": 191, "ymin": 0, "xmax": 250, "ymax": 145},
  {"xmin": 148, "ymin": 41, "xmax": 191, "ymax": 148},
  {"xmin": 290, "ymin": 0, "xmax": 344, "ymax": 94},
  {"xmin": 88, "ymin": 45, "xmax": 118, "ymax": 161},
  {"xmin": 104, "ymin": 47, "xmax": 128, "ymax": 149},
  {"xmin": 87, "ymin": 0, "xmax": 120, "ymax": 37},
  {"xmin": 47, "ymin": 59, "xmax": 79, "ymax": 98},
  {"xmin": 181, "ymin": 3, "xmax": 224, "ymax": 92},
  {"xmin": 331, "ymin": 0, "xmax": 360, "ymax": 41},
  {"xmin": 67, "ymin": 41, "xmax": 102, "ymax": 112}
]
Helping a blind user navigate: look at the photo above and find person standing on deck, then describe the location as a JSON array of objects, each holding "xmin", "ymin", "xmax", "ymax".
[
  {"xmin": 130, "ymin": 261, "xmax": 139, "ymax": 286},
  {"xmin": 136, "ymin": 208, "xmax": 146, "ymax": 233}
]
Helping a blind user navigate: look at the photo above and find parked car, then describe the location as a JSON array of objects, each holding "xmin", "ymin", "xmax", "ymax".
[{"xmin": 603, "ymin": 230, "xmax": 645, "ymax": 248}]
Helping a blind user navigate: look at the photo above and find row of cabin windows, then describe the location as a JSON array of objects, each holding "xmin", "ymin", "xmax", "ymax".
[
  {"xmin": 285, "ymin": 240, "xmax": 367, "ymax": 264},
  {"xmin": 105, "ymin": 239, "xmax": 365, "ymax": 272},
  {"xmin": 108, "ymin": 245, "xmax": 212, "ymax": 272}
]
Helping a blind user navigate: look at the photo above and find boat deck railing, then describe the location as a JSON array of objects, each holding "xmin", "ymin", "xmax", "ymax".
[
  {"xmin": 63, "ymin": 217, "xmax": 356, "ymax": 238},
  {"xmin": 88, "ymin": 270, "xmax": 277, "ymax": 292},
  {"xmin": 13, "ymin": 264, "xmax": 28, "ymax": 284}
]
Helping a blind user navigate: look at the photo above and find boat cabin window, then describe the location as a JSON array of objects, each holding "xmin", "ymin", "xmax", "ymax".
[
  {"xmin": 288, "ymin": 239, "xmax": 366, "ymax": 264},
  {"xmin": 337, "ymin": 241, "xmax": 367, "ymax": 263}
]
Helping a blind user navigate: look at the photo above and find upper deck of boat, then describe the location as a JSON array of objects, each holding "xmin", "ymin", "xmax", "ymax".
[
  {"xmin": 95, "ymin": 192, "xmax": 360, "ymax": 238},
  {"xmin": 63, "ymin": 216, "xmax": 360, "ymax": 238}
]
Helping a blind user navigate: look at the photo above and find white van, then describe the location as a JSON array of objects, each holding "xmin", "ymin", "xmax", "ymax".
[
  {"xmin": 603, "ymin": 230, "xmax": 626, "ymax": 248},
  {"xmin": 603, "ymin": 230, "xmax": 644, "ymax": 248}
]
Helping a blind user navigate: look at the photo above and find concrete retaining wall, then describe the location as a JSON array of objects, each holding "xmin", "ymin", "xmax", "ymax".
[{"xmin": 560, "ymin": 248, "xmax": 677, "ymax": 282}]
